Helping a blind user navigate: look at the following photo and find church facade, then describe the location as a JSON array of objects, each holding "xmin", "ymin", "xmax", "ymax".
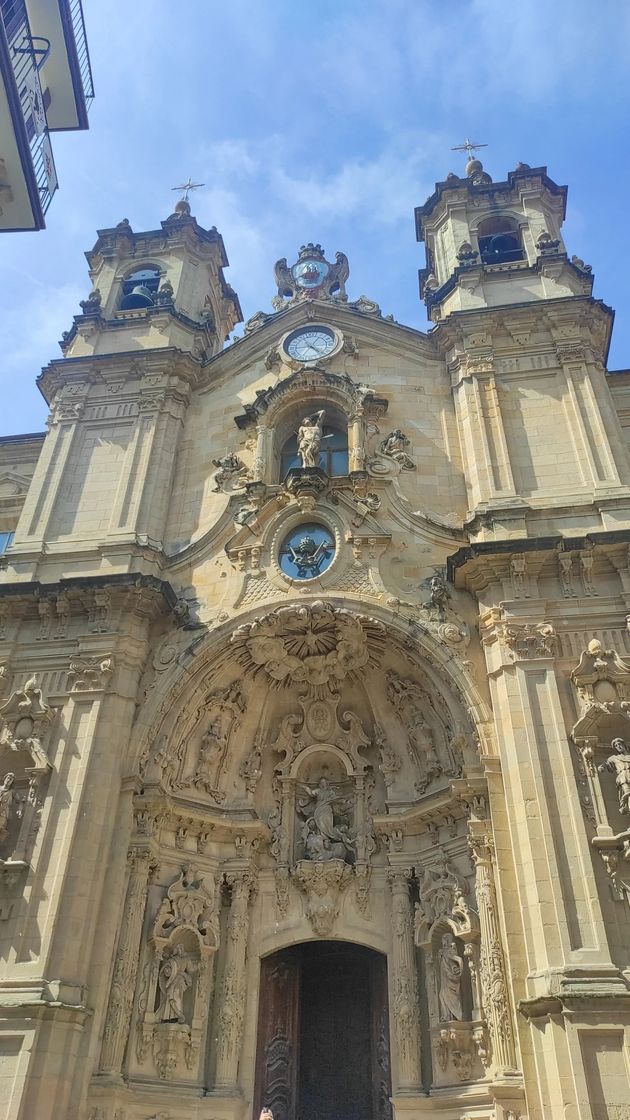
[{"xmin": 0, "ymin": 157, "xmax": 629, "ymax": 1120}]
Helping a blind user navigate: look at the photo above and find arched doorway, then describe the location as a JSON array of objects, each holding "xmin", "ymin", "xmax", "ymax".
[{"xmin": 253, "ymin": 942, "xmax": 392, "ymax": 1120}]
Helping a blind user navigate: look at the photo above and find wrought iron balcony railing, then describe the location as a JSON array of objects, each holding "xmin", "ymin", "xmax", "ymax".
[
  {"xmin": 1, "ymin": 0, "xmax": 56, "ymax": 217},
  {"xmin": 66, "ymin": 0, "xmax": 93, "ymax": 106}
]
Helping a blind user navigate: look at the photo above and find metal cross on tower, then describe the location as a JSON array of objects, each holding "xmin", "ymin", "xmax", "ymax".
[
  {"xmin": 451, "ymin": 138, "xmax": 488, "ymax": 161},
  {"xmin": 171, "ymin": 178, "xmax": 205, "ymax": 202}
]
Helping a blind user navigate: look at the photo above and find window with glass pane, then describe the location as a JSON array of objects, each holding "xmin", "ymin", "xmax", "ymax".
[
  {"xmin": 0, "ymin": 532, "xmax": 14, "ymax": 555},
  {"xmin": 280, "ymin": 426, "xmax": 348, "ymax": 478}
]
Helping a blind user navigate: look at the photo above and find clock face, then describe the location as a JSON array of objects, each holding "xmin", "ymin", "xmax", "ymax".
[
  {"xmin": 284, "ymin": 326, "xmax": 337, "ymax": 362},
  {"xmin": 292, "ymin": 258, "xmax": 329, "ymax": 289}
]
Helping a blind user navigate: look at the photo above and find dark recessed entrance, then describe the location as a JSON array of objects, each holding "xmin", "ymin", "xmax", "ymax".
[{"xmin": 253, "ymin": 941, "xmax": 392, "ymax": 1120}]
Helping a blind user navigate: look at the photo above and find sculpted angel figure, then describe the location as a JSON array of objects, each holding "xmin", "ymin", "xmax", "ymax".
[
  {"xmin": 297, "ymin": 410, "xmax": 326, "ymax": 469},
  {"xmin": 438, "ymin": 933, "xmax": 464, "ymax": 1021},
  {"xmin": 298, "ymin": 776, "xmax": 354, "ymax": 859},
  {"xmin": 602, "ymin": 738, "xmax": 630, "ymax": 815}
]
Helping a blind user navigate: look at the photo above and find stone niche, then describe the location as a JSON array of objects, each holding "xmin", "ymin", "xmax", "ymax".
[
  {"xmin": 0, "ymin": 676, "xmax": 54, "ymax": 884},
  {"xmin": 571, "ymin": 639, "xmax": 630, "ymax": 900},
  {"xmin": 414, "ymin": 856, "xmax": 487, "ymax": 1087},
  {"xmin": 134, "ymin": 863, "xmax": 219, "ymax": 1083}
]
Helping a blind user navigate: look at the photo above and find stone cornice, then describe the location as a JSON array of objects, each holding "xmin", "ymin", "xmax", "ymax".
[
  {"xmin": 431, "ymin": 294, "xmax": 614, "ymax": 365},
  {"xmin": 415, "ymin": 165, "xmax": 567, "ymax": 239},
  {"xmin": 59, "ymin": 302, "xmax": 218, "ymax": 355},
  {"xmin": 448, "ymin": 530, "xmax": 630, "ymax": 588},
  {"xmin": 37, "ymin": 347, "xmax": 202, "ymax": 405},
  {"xmin": 0, "ymin": 571, "xmax": 177, "ymax": 611}
]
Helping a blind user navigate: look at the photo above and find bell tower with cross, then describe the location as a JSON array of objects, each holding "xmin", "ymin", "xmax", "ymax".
[
  {"xmin": 60, "ymin": 179, "xmax": 242, "ymax": 363},
  {"xmin": 414, "ymin": 144, "xmax": 595, "ymax": 323}
]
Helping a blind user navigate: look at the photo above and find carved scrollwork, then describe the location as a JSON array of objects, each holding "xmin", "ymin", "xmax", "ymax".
[{"xmin": 68, "ymin": 655, "xmax": 114, "ymax": 692}]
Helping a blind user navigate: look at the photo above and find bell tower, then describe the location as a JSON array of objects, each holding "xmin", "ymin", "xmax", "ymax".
[
  {"xmin": 415, "ymin": 155, "xmax": 594, "ymax": 322},
  {"xmin": 61, "ymin": 195, "xmax": 242, "ymax": 360}
]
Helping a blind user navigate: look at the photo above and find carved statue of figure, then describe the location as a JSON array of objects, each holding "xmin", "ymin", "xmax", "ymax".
[
  {"xmin": 298, "ymin": 777, "xmax": 354, "ymax": 858},
  {"xmin": 157, "ymin": 944, "xmax": 193, "ymax": 1024},
  {"xmin": 438, "ymin": 933, "xmax": 464, "ymax": 1022},
  {"xmin": 426, "ymin": 573, "xmax": 449, "ymax": 617},
  {"xmin": 297, "ymin": 410, "xmax": 326, "ymax": 469},
  {"xmin": 379, "ymin": 429, "xmax": 415, "ymax": 470},
  {"xmin": 211, "ymin": 453, "xmax": 245, "ymax": 492},
  {"xmin": 0, "ymin": 772, "xmax": 15, "ymax": 840},
  {"xmin": 18, "ymin": 675, "xmax": 43, "ymax": 712},
  {"xmin": 603, "ymin": 738, "xmax": 630, "ymax": 815}
]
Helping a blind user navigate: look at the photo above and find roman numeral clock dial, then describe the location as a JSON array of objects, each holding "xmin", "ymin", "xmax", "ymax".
[{"xmin": 284, "ymin": 325, "xmax": 337, "ymax": 362}]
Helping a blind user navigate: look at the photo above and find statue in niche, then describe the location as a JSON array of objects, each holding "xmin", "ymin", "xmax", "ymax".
[
  {"xmin": 0, "ymin": 773, "xmax": 16, "ymax": 841},
  {"xmin": 438, "ymin": 933, "xmax": 464, "ymax": 1022},
  {"xmin": 297, "ymin": 410, "xmax": 326, "ymax": 469},
  {"xmin": 298, "ymin": 777, "xmax": 354, "ymax": 861},
  {"xmin": 157, "ymin": 945, "xmax": 196, "ymax": 1024},
  {"xmin": 379, "ymin": 429, "xmax": 415, "ymax": 470},
  {"xmin": 601, "ymin": 738, "xmax": 630, "ymax": 815}
]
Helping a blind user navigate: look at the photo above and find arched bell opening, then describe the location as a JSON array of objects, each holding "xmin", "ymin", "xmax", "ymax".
[
  {"xmin": 253, "ymin": 940, "xmax": 392, "ymax": 1120},
  {"xmin": 119, "ymin": 265, "xmax": 161, "ymax": 309},
  {"xmin": 476, "ymin": 215, "xmax": 524, "ymax": 265}
]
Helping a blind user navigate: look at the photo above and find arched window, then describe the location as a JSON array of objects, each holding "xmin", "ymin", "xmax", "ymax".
[
  {"xmin": 280, "ymin": 425, "xmax": 349, "ymax": 478},
  {"xmin": 119, "ymin": 266, "xmax": 160, "ymax": 310},
  {"xmin": 477, "ymin": 217, "xmax": 524, "ymax": 265}
]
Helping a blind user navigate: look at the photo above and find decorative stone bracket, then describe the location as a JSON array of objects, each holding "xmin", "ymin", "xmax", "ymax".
[{"xmin": 292, "ymin": 858, "xmax": 352, "ymax": 935}]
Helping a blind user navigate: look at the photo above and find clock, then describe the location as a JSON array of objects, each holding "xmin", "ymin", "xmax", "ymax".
[
  {"xmin": 292, "ymin": 257, "xmax": 329, "ymax": 289},
  {"xmin": 284, "ymin": 325, "xmax": 337, "ymax": 362}
]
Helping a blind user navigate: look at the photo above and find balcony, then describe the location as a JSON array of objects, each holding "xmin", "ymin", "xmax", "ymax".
[
  {"xmin": 26, "ymin": 0, "xmax": 94, "ymax": 130},
  {"xmin": 0, "ymin": 0, "xmax": 93, "ymax": 231},
  {"xmin": 0, "ymin": 0, "xmax": 55, "ymax": 229}
]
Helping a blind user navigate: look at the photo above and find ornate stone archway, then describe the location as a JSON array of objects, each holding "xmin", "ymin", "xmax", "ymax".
[{"xmin": 92, "ymin": 599, "xmax": 512, "ymax": 1119}]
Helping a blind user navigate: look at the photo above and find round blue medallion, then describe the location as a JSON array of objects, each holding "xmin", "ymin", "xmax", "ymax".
[{"xmin": 279, "ymin": 524, "xmax": 335, "ymax": 580}]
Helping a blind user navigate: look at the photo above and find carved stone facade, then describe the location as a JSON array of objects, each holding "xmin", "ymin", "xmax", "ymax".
[{"xmin": 0, "ymin": 160, "xmax": 629, "ymax": 1120}]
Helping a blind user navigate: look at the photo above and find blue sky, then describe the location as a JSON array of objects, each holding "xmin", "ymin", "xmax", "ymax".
[{"xmin": 1, "ymin": 0, "xmax": 629, "ymax": 436}]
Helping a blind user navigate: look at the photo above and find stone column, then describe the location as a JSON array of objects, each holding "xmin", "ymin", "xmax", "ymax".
[
  {"xmin": 348, "ymin": 409, "xmax": 366, "ymax": 473},
  {"xmin": 468, "ymin": 822, "xmax": 517, "ymax": 1075},
  {"xmin": 388, "ymin": 868, "xmax": 422, "ymax": 1091},
  {"xmin": 252, "ymin": 421, "xmax": 270, "ymax": 482},
  {"xmin": 99, "ymin": 846, "xmax": 155, "ymax": 1075},
  {"xmin": 214, "ymin": 869, "xmax": 256, "ymax": 1090}
]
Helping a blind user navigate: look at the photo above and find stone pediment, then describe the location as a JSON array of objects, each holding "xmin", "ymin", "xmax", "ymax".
[
  {"xmin": 0, "ymin": 472, "xmax": 31, "ymax": 505},
  {"xmin": 202, "ymin": 294, "xmax": 440, "ymax": 388}
]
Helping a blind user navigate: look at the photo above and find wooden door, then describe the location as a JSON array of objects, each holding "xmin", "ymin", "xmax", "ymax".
[{"xmin": 253, "ymin": 951, "xmax": 301, "ymax": 1120}]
